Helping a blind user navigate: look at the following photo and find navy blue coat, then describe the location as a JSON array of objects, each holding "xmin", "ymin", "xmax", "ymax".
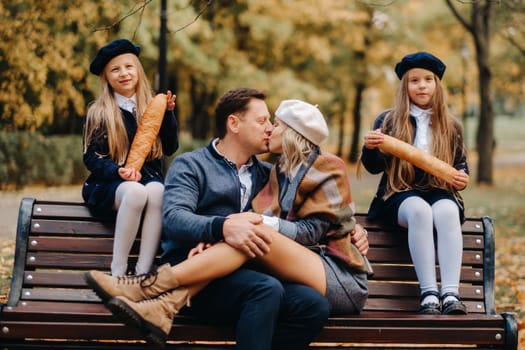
[
  {"xmin": 361, "ymin": 111, "xmax": 468, "ymax": 223},
  {"xmin": 82, "ymin": 108, "xmax": 178, "ymax": 213}
]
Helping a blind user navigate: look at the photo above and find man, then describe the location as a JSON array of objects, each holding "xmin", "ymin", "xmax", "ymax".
[{"xmin": 160, "ymin": 87, "xmax": 367, "ymax": 349}]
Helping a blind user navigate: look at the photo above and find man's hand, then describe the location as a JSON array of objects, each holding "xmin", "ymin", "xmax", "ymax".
[
  {"xmin": 351, "ymin": 223, "xmax": 369, "ymax": 256},
  {"xmin": 223, "ymin": 213, "xmax": 272, "ymax": 258}
]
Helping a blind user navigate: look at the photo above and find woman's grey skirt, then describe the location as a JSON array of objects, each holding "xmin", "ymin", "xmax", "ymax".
[{"xmin": 319, "ymin": 247, "xmax": 368, "ymax": 315}]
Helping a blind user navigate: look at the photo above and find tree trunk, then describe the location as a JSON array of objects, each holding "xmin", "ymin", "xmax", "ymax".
[
  {"xmin": 445, "ymin": 0, "xmax": 495, "ymax": 185},
  {"xmin": 473, "ymin": 2, "xmax": 494, "ymax": 185},
  {"xmin": 336, "ymin": 94, "xmax": 347, "ymax": 158},
  {"xmin": 349, "ymin": 82, "xmax": 365, "ymax": 163},
  {"xmin": 189, "ymin": 76, "xmax": 213, "ymax": 140},
  {"xmin": 347, "ymin": 6, "xmax": 372, "ymax": 163}
]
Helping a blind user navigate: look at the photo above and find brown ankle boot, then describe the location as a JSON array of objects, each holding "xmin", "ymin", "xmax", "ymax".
[
  {"xmin": 85, "ymin": 263, "xmax": 178, "ymax": 303},
  {"xmin": 107, "ymin": 288, "xmax": 191, "ymax": 347}
]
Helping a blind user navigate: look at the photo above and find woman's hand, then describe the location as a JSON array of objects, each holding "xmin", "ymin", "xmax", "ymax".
[
  {"xmin": 351, "ymin": 224, "xmax": 369, "ymax": 256},
  {"xmin": 452, "ymin": 170, "xmax": 469, "ymax": 190},
  {"xmin": 118, "ymin": 167, "xmax": 142, "ymax": 182},
  {"xmin": 364, "ymin": 129, "xmax": 384, "ymax": 150},
  {"xmin": 166, "ymin": 90, "xmax": 176, "ymax": 111},
  {"xmin": 188, "ymin": 242, "xmax": 214, "ymax": 258}
]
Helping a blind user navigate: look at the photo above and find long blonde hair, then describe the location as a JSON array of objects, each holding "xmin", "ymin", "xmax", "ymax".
[
  {"xmin": 382, "ymin": 73, "xmax": 464, "ymax": 197},
  {"xmin": 278, "ymin": 124, "xmax": 317, "ymax": 178},
  {"xmin": 83, "ymin": 54, "xmax": 163, "ymax": 165}
]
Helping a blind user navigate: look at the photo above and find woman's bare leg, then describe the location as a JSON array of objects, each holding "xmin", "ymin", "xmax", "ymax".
[
  {"xmin": 170, "ymin": 242, "xmax": 247, "ymax": 285},
  {"xmin": 171, "ymin": 225, "xmax": 326, "ymax": 296},
  {"xmin": 256, "ymin": 226, "xmax": 326, "ymax": 295}
]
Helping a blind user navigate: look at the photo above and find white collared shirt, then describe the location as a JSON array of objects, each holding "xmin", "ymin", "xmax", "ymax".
[
  {"xmin": 115, "ymin": 93, "xmax": 137, "ymax": 115},
  {"xmin": 410, "ymin": 104, "xmax": 432, "ymax": 153},
  {"xmin": 212, "ymin": 138, "xmax": 253, "ymax": 211}
]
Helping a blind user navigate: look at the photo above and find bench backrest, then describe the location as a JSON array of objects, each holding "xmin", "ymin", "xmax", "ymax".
[{"xmin": 8, "ymin": 198, "xmax": 495, "ymax": 315}]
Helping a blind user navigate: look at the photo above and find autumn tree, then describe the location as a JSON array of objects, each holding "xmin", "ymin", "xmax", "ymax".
[
  {"xmin": 445, "ymin": 0, "xmax": 496, "ymax": 185},
  {"xmin": 491, "ymin": 0, "xmax": 525, "ymax": 115},
  {"xmin": 0, "ymin": 1, "xmax": 120, "ymax": 133}
]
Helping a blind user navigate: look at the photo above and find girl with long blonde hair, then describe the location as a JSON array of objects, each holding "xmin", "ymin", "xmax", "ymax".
[
  {"xmin": 82, "ymin": 39, "xmax": 178, "ymax": 276},
  {"xmin": 361, "ymin": 52, "xmax": 469, "ymax": 315}
]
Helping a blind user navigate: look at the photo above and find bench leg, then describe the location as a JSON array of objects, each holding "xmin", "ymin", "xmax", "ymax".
[{"xmin": 502, "ymin": 312, "xmax": 519, "ymax": 350}]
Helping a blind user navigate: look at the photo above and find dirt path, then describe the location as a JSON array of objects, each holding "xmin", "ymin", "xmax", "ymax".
[{"xmin": 0, "ymin": 185, "xmax": 83, "ymax": 240}]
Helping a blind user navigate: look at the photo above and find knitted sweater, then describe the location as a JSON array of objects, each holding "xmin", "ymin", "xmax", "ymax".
[{"xmin": 161, "ymin": 141, "xmax": 271, "ymax": 264}]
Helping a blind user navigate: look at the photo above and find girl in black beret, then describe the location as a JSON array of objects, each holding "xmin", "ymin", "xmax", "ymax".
[
  {"xmin": 82, "ymin": 39, "xmax": 179, "ymax": 276},
  {"xmin": 360, "ymin": 52, "xmax": 469, "ymax": 315}
]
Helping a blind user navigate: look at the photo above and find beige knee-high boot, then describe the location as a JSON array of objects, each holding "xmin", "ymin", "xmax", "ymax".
[
  {"xmin": 85, "ymin": 263, "xmax": 179, "ymax": 303},
  {"xmin": 107, "ymin": 288, "xmax": 191, "ymax": 347}
]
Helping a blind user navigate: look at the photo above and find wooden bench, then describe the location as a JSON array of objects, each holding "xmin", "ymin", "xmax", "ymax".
[{"xmin": 0, "ymin": 197, "xmax": 518, "ymax": 349}]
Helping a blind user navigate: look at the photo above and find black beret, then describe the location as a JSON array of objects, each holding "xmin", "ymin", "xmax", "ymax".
[
  {"xmin": 394, "ymin": 51, "xmax": 446, "ymax": 80},
  {"xmin": 89, "ymin": 39, "xmax": 141, "ymax": 75}
]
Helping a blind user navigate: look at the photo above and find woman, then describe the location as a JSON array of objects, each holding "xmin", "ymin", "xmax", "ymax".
[{"xmin": 86, "ymin": 99, "xmax": 369, "ymax": 346}]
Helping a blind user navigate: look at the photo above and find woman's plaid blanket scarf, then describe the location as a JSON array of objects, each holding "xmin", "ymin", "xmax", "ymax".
[{"xmin": 252, "ymin": 152, "xmax": 372, "ymax": 275}]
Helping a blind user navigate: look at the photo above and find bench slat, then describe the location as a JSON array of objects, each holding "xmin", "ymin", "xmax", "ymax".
[
  {"xmin": 1, "ymin": 199, "xmax": 517, "ymax": 350},
  {"xmin": 31, "ymin": 219, "xmax": 115, "ymax": 237},
  {"xmin": 25, "ymin": 252, "xmax": 113, "ymax": 270},
  {"xmin": 0, "ymin": 320, "xmax": 507, "ymax": 347},
  {"xmin": 32, "ymin": 202, "xmax": 104, "ymax": 220}
]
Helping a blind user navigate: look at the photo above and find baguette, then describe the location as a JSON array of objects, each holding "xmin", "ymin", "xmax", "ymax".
[
  {"xmin": 125, "ymin": 93, "xmax": 167, "ymax": 171},
  {"xmin": 378, "ymin": 134, "xmax": 459, "ymax": 185}
]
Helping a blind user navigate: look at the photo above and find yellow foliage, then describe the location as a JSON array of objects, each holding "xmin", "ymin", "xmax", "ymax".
[{"xmin": 0, "ymin": 0, "xmax": 119, "ymax": 131}]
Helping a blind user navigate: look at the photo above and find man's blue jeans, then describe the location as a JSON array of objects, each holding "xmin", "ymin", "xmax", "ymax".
[{"xmin": 182, "ymin": 267, "xmax": 330, "ymax": 350}]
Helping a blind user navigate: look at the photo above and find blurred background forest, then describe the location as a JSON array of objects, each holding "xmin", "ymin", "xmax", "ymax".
[
  {"xmin": 0, "ymin": 0, "xmax": 524, "ymax": 345},
  {"xmin": 0, "ymin": 0, "xmax": 525, "ymax": 347},
  {"xmin": 0, "ymin": 0, "xmax": 524, "ymax": 189}
]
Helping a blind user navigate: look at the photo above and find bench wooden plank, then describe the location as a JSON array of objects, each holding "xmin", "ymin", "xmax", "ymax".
[
  {"xmin": 31, "ymin": 219, "xmax": 115, "ymax": 237},
  {"xmin": 0, "ymin": 198, "xmax": 518, "ymax": 349}
]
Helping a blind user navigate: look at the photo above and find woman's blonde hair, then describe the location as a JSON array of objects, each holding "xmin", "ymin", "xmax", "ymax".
[
  {"xmin": 382, "ymin": 73, "xmax": 465, "ymax": 198},
  {"xmin": 83, "ymin": 54, "xmax": 163, "ymax": 165},
  {"xmin": 278, "ymin": 122, "xmax": 317, "ymax": 177}
]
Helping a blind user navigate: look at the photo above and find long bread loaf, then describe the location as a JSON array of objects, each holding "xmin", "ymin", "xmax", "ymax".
[
  {"xmin": 125, "ymin": 93, "xmax": 166, "ymax": 171},
  {"xmin": 378, "ymin": 134, "xmax": 458, "ymax": 185}
]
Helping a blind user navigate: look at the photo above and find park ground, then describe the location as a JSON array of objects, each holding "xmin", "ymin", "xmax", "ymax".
[{"xmin": 0, "ymin": 115, "xmax": 524, "ymax": 347}]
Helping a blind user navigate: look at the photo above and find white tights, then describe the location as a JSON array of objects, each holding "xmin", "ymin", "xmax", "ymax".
[
  {"xmin": 111, "ymin": 181, "xmax": 164, "ymax": 276},
  {"xmin": 397, "ymin": 197, "xmax": 463, "ymax": 302}
]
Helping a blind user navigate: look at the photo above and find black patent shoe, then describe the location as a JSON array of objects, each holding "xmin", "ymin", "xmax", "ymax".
[
  {"xmin": 441, "ymin": 292, "xmax": 468, "ymax": 315},
  {"xmin": 418, "ymin": 291, "xmax": 441, "ymax": 315}
]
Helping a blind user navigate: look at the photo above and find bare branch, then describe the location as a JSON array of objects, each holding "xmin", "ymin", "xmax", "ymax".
[
  {"xmin": 132, "ymin": 1, "xmax": 148, "ymax": 40},
  {"xmin": 91, "ymin": 0, "xmax": 154, "ymax": 33},
  {"xmin": 170, "ymin": 0, "xmax": 213, "ymax": 34},
  {"xmin": 355, "ymin": 0, "xmax": 398, "ymax": 7},
  {"xmin": 502, "ymin": 32, "xmax": 525, "ymax": 57},
  {"xmin": 444, "ymin": 0, "xmax": 474, "ymax": 34}
]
